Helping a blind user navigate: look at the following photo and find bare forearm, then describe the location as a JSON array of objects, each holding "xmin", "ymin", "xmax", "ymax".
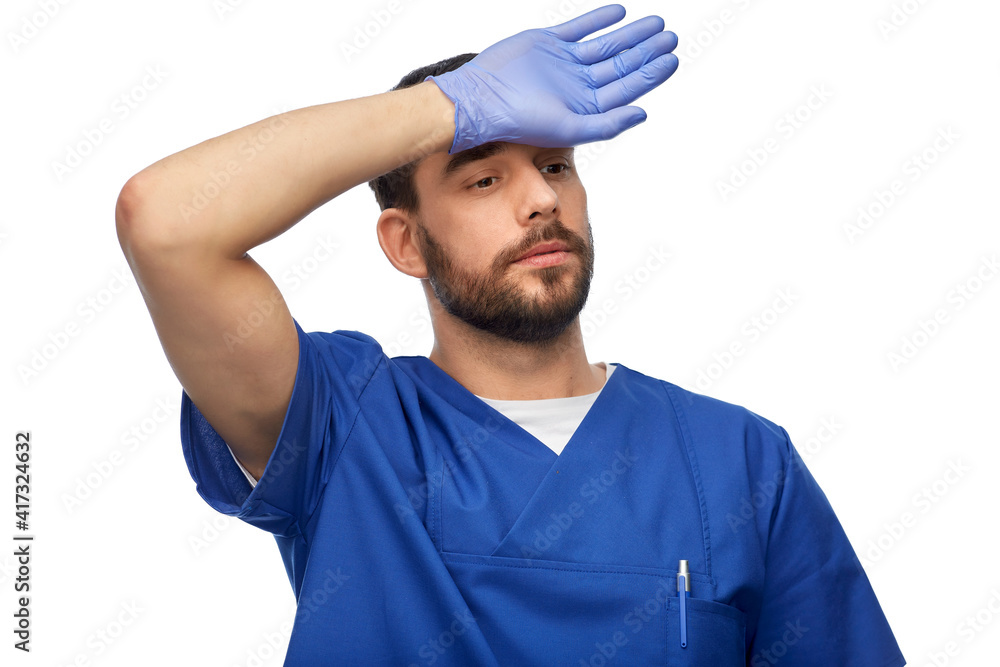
[{"xmin": 118, "ymin": 81, "xmax": 455, "ymax": 257}]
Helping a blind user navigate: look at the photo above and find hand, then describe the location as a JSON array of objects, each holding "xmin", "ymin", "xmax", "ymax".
[{"xmin": 425, "ymin": 4, "xmax": 678, "ymax": 153}]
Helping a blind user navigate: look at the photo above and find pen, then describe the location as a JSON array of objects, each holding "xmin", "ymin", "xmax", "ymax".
[{"xmin": 677, "ymin": 559, "xmax": 689, "ymax": 648}]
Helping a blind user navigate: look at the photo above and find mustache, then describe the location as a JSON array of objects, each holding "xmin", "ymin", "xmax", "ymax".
[{"xmin": 493, "ymin": 219, "xmax": 590, "ymax": 269}]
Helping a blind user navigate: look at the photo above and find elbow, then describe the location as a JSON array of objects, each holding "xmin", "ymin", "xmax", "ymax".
[
  {"xmin": 115, "ymin": 173, "xmax": 146, "ymax": 249},
  {"xmin": 115, "ymin": 169, "xmax": 193, "ymax": 258}
]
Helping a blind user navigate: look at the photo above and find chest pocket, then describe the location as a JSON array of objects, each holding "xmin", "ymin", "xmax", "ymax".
[
  {"xmin": 664, "ymin": 595, "xmax": 746, "ymax": 664},
  {"xmin": 439, "ymin": 552, "xmax": 746, "ymax": 666}
]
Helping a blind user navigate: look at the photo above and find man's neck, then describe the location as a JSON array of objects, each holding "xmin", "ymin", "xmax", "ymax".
[{"xmin": 427, "ymin": 317, "xmax": 605, "ymax": 401}]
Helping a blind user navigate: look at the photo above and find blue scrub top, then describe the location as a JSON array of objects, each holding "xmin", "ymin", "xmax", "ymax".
[{"xmin": 180, "ymin": 319, "xmax": 905, "ymax": 666}]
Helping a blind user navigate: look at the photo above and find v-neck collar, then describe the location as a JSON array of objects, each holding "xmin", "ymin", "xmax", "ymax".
[{"xmin": 394, "ymin": 355, "xmax": 627, "ymax": 461}]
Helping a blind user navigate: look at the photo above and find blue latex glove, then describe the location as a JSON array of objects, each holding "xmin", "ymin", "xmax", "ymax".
[{"xmin": 425, "ymin": 4, "xmax": 678, "ymax": 154}]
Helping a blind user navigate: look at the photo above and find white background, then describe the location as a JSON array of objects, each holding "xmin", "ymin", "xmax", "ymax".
[{"xmin": 3, "ymin": 0, "xmax": 998, "ymax": 665}]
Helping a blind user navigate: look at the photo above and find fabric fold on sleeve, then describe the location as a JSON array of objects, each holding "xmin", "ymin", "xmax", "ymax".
[{"xmin": 179, "ymin": 318, "xmax": 387, "ymax": 539}]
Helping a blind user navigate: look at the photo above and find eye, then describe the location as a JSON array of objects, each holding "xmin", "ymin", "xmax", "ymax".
[
  {"xmin": 542, "ymin": 163, "xmax": 570, "ymax": 175},
  {"xmin": 471, "ymin": 176, "xmax": 498, "ymax": 189}
]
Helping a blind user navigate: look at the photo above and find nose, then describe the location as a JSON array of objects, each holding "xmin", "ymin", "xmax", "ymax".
[{"xmin": 518, "ymin": 163, "xmax": 559, "ymax": 224}]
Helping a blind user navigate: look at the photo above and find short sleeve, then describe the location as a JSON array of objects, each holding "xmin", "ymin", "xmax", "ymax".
[
  {"xmin": 749, "ymin": 426, "xmax": 905, "ymax": 666},
  {"xmin": 179, "ymin": 318, "xmax": 386, "ymax": 538}
]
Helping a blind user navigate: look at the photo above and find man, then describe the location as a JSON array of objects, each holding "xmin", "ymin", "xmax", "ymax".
[{"xmin": 116, "ymin": 4, "xmax": 904, "ymax": 665}]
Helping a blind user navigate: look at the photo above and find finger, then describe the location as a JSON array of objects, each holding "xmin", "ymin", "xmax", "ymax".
[
  {"xmin": 587, "ymin": 30, "xmax": 678, "ymax": 89},
  {"xmin": 572, "ymin": 15, "xmax": 666, "ymax": 66},
  {"xmin": 594, "ymin": 52, "xmax": 678, "ymax": 112},
  {"xmin": 544, "ymin": 4, "xmax": 626, "ymax": 43},
  {"xmin": 560, "ymin": 106, "xmax": 648, "ymax": 146}
]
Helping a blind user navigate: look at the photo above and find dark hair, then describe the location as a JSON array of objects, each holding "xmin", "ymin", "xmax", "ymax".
[{"xmin": 367, "ymin": 53, "xmax": 478, "ymax": 214}]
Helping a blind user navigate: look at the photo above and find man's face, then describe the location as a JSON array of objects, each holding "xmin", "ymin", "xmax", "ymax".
[{"xmin": 410, "ymin": 142, "xmax": 594, "ymax": 344}]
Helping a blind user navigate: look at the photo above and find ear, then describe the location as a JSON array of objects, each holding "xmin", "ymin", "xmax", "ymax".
[{"xmin": 376, "ymin": 207, "xmax": 428, "ymax": 279}]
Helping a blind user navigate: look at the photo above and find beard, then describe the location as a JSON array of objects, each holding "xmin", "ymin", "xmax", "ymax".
[{"xmin": 415, "ymin": 216, "xmax": 595, "ymax": 345}]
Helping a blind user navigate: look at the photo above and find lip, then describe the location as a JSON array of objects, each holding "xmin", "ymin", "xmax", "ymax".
[{"xmin": 514, "ymin": 241, "xmax": 570, "ymax": 262}]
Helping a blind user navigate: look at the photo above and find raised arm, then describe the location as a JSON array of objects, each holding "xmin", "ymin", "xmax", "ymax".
[{"xmin": 115, "ymin": 82, "xmax": 457, "ymax": 480}]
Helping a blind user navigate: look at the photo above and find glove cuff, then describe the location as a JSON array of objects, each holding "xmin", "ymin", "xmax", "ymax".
[{"xmin": 424, "ymin": 71, "xmax": 489, "ymax": 154}]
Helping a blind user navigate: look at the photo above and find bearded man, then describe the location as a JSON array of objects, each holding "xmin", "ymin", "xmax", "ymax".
[{"xmin": 116, "ymin": 5, "xmax": 904, "ymax": 665}]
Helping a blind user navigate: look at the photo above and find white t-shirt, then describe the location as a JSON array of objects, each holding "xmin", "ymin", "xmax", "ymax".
[
  {"xmin": 474, "ymin": 362, "xmax": 616, "ymax": 456},
  {"xmin": 228, "ymin": 363, "xmax": 617, "ymax": 488}
]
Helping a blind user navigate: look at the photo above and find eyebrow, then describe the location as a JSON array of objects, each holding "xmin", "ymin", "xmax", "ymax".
[{"xmin": 442, "ymin": 141, "xmax": 508, "ymax": 180}]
